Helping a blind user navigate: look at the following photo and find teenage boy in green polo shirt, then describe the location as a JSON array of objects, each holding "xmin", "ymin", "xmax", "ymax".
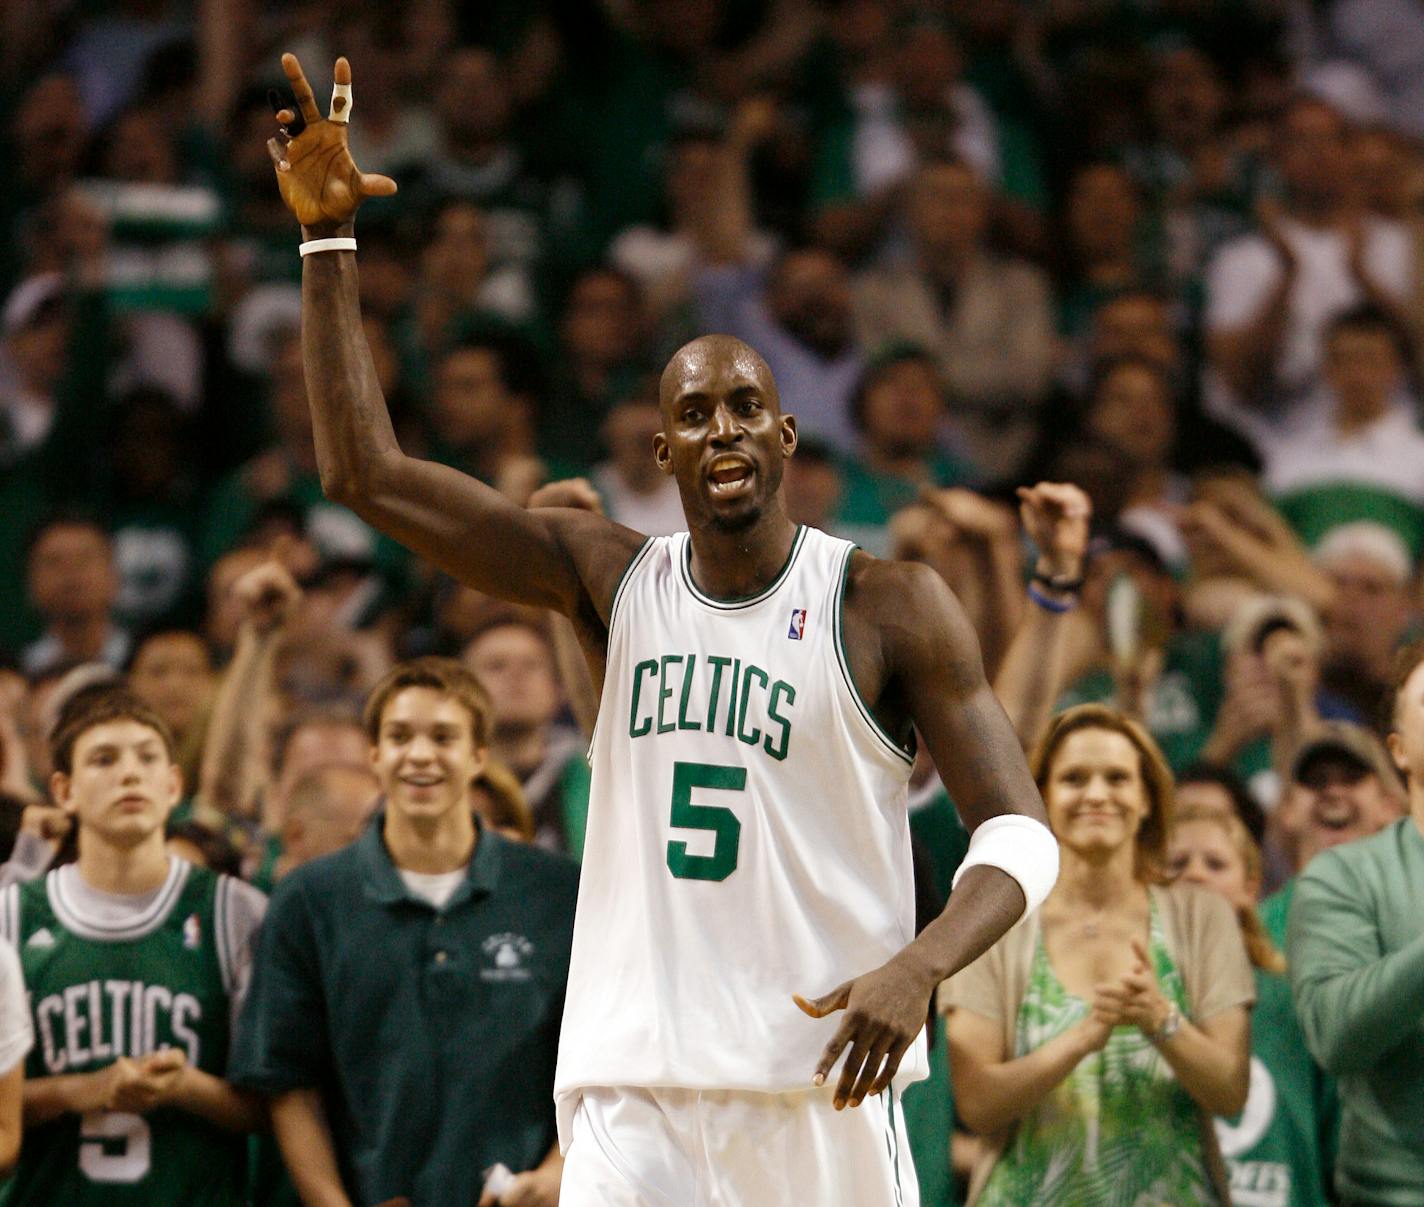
[
  {"xmin": 229, "ymin": 657, "xmax": 578, "ymax": 1207},
  {"xmin": 1288, "ymin": 642, "xmax": 1424, "ymax": 1206}
]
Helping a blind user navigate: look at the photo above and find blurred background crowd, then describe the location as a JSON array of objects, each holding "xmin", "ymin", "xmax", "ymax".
[{"xmin": 2, "ymin": 0, "xmax": 1424, "ymax": 1204}]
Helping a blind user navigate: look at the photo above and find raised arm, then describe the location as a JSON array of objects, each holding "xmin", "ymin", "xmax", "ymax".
[
  {"xmin": 267, "ymin": 54, "xmax": 640, "ymax": 619},
  {"xmin": 796, "ymin": 558, "xmax": 1055, "ymax": 1109},
  {"xmin": 1205, "ymin": 202, "xmax": 1297, "ymax": 405},
  {"xmin": 199, "ymin": 558, "xmax": 300, "ymax": 822},
  {"xmin": 993, "ymin": 482, "xmax": 1092, "ymax": 746}
]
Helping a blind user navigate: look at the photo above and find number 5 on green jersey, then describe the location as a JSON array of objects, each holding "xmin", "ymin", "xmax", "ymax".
[{"xmin": 666, "ymin": 762, "xmax": 744, "ymax": 882}]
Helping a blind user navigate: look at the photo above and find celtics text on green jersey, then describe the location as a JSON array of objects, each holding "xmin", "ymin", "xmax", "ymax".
[{"xmin": 0, "ymin": 858, "xmax": 264, "ymax": 1206}]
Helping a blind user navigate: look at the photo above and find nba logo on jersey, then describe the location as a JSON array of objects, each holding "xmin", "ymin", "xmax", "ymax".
[
  {"xmin": 183, "ymin": 913, "xmax": 201, "ymax": 950},
  {"xmin": 788, "ymin": 608, "xmax": 807, "ymax": 640}
]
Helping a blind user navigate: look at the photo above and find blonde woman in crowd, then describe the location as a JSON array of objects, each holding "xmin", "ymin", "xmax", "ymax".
[
  {"xmin": 943, "ymin": 704, "xmax": 1253, "ymax": 1205},
  {"xmin": 1170, "ymin": 804, "xmax": 1334, "ymax": 1207}
]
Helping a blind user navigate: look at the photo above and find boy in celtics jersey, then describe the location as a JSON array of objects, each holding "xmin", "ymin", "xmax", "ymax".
[
  {"xmin": 267, "ymin": 53, "xmax": 1059, "ymax": 1205},
  {"xmin": 0, "ymin": 688, "xmax": 265, "ymax": 1205}
]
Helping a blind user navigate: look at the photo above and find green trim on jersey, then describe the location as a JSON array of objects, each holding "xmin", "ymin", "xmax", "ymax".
[
  {"xmin": 587, "ymin": 536, "xmax": 655, "ymax": 761},
  {"xmin": 678, "ymin": 525, "xmax": 808, "ymax": 609},
  {"xmin": 832, "ymin": 543, "xmax": 914, "ymax": 766},
  {"xmin": 608, "ymin": 537, "xmax": 655, "ymax": 628},
  {"xmin": 2, "ymin": 864, "xmax": 245, "ymax": 1207}
]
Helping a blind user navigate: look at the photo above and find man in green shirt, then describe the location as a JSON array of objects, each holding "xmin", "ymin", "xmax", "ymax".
[
  {"xmin": 1288, "ymin": 642, "xmax": 1424, "ymax": 1206},
  {"xmin": 229, "ymin": 657, "xmax": 578, "ymax": 1207}
]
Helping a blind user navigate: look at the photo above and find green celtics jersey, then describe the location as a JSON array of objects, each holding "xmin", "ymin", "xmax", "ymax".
[
  {"xmin": 0, "ymin": 858, "xmax": 251, "ymax": 1206},
  {"xmin": 1215, "ymin": 969, "xmax": 1333, "ymax": 1207}
]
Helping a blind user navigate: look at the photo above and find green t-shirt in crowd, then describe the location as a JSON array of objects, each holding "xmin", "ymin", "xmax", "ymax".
[
  {"xmin": 834, "ymin": 452, "xmax": 971, "ymax": 558},
  {"xmin": 229, "ymin": 816, "xmax": 578, "ymax": 1207},
  {"xmin": 1274, "ymin": 484, "xmax": 1424, "ymax": 564},
  {"xmin": 1060, "ymin": 630, "xmax": 1225, "ymax": 773},
  {"xmin": 1287, "ymin": 819, "xmax": 1424, "ymax": 1206},
  {"xmin": 199, "ymin": 461, "xmax": 409, "ymax": 601},
  {"xmin": 1216, "ymin": 965, "xmax": 1333, "ymax": 1207}
]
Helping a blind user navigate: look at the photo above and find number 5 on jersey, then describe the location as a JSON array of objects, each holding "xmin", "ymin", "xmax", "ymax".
[{"xmin": 666, "ymin": 761, "xmax": 744, "ymax": 882}]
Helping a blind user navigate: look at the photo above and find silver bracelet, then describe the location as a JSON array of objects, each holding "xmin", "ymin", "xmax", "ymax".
[
  {"xmin": 1150, "ymin": 1003, "xmax": 1183, "ymax": 1044},
  {"xmin": 298, "ymin": 237, "xmax": 357, "ymax": 257}
]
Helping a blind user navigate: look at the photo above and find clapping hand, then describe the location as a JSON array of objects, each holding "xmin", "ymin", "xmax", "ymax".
[
  {"xmin": 1094, "ymin": 939, "xmax": 1174, "ymax": 1037},
  {"xmin": 101, "ymin": 1049, "xmax": 189, "ymax": 1114}
]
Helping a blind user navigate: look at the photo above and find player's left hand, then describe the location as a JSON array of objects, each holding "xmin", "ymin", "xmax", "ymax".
[
  {"xmin": 794, "ymin": 955, "xmax": 936, "ymax": 1110},
  {"xmin": 477, "ymin": 1164, "xmax": 561, "ymax": 1207}
]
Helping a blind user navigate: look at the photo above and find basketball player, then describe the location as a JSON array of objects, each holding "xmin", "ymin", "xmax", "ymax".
[
  {"xmin": 266, "ymin": 54, "xmax": 1059, "ymax": 1205},
  {"xmin": 0, "ymin": 688, "xmax": 264, "ymax": 1205}
]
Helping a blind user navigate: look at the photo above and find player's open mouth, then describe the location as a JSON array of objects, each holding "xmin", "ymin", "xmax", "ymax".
[{"xmin": 707, "ymin": 458, "xmax": 754, "ymax": 499}]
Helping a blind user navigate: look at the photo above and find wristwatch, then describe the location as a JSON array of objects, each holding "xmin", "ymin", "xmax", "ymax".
[{"xmin": 1150, "ymin": 1004, "xmax": 1183, "ymax": 1044}]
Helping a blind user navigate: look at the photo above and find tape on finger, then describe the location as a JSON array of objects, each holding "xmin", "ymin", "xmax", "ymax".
[{"xmin": 329, "ymin": 81, "xmax": 353, "ymax": 124}]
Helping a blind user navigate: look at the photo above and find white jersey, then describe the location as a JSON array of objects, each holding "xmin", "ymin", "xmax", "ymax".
[{"xmin": 555, "ymin": 525, "xmax": 927, "ymax": 1144}]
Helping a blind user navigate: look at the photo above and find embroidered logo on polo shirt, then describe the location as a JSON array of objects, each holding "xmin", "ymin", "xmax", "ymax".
[
  {"xmin": 27, "ymin": 928, "xmax": 55, "ymax": 949},
  {"xmin": 480, "ymin": 933, "xmax": 534, "ymax": 982}
]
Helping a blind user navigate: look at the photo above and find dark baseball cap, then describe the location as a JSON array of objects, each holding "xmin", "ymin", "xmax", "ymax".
[{"xmin": 1291, "ymin": 722, "xmax": 1404, "ymax": 798}]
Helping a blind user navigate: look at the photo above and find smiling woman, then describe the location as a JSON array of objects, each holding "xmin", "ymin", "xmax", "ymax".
[{"xmin": 941, "ymin": 704, "xmax": 1255, "ymax": 1205}]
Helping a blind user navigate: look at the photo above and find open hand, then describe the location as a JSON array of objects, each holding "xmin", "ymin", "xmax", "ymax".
[
  {"xmin": 268, "ymin": 54, "xmax": 396, "ymax": 230},
  {"xmin": 794, "ymin": 956, "xmax": 934, "ymax": 1110}
]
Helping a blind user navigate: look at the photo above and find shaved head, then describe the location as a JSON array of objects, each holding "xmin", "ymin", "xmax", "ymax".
[
  {"xmin": 653, "ymin": 333, "xmax": 795, "ymax": 536},
  {"xmin": 659, "ymin": 335, "xmax": 781, "ymax": 418}
]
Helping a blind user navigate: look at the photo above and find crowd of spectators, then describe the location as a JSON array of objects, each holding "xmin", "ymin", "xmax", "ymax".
[{"xmin": 1, "ymin": 1, "xmax": 1424, "ymax": 1204}]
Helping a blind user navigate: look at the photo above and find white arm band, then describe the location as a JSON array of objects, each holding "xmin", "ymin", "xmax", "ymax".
[
  {"xmin": 299, "ymin": 237, "xmax": 357, "ymax": 257},
  {"xmin": 951, "ymin": 814, "xmax": 1059, "ymax": 919}
]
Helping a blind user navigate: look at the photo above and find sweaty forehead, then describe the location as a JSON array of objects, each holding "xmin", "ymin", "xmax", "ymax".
[{"xmin": 660, "ymin": 339, "xmax": 778, "ymax": 412}]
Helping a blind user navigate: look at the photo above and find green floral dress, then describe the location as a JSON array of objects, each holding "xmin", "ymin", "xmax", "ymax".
[{"xmin": 978, "ymin": 902, "xmax": 1219, "ymax": 1206}]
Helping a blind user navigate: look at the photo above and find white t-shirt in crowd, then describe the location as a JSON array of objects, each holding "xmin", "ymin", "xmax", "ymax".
[
  {"xmin": 0, "ymin": 940, "xmax": 33, "ymax": 1076},
  {"xmin": 1203, "ymin": 215, "xmax": 1413, "ymax": 434},
  {"xmin": 398, "ymin": 867, "xmax": 469, "ymax": 911},
  {"xmin": 592, "ymin": 465, "xmax": 686, "ymax": 537}
]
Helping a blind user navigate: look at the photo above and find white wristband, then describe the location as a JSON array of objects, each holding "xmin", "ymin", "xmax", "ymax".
[
  {"xmin": 951, "ymin": 814, "xmax": 1060, "ymax": 920},
  {"xmin": 299, "ymin": 237, "xmax": 357, "ymax": 257},
  {"xmin": 329, "ymin": 81, "xmax": 353, "ymax": 124}
]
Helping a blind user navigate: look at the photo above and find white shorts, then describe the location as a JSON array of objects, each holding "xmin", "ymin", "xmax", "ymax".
[{"xmin": 560, "ymin": 1085, "xmax": 919, "ymax": 1207}]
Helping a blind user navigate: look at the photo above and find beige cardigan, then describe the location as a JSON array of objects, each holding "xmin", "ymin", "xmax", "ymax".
[{"xmin": 938, "ymin": 884, "xmax": 1256, "ymax": 1205}]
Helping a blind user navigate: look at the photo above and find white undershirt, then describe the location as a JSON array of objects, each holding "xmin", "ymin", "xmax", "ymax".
[{"xmin": 398, "ymin": 867, "xmax": 469, "ymax": 911}]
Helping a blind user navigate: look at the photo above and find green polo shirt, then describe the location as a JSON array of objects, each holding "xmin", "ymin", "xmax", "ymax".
[
  {"xmin": 1288, "ymin": 819, "xmax": 1424, "ymax": 1206},
  {"xmin": 229, "ymin": 816, "xmax": 578, "ymax": 1207}
]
